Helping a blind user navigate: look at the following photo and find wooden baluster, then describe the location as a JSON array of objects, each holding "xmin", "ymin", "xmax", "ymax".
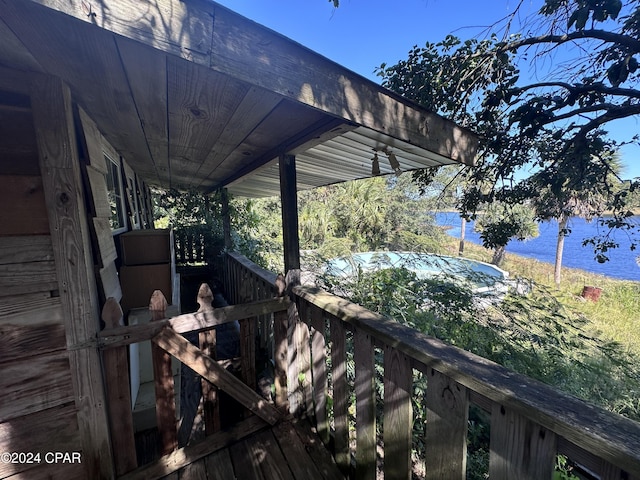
[
  {"xmin": 383, "ymin": 345, "xmax": 412, "ymax": 479},
  {"xmin": 239, "ymin": 272, "xmax": 256, "ymax": 399},
  {"xmin": 489, "ymin": 404, "xmax": 557, "ymax": 480},
  {"xmin": 149, "ymin": 290, "xmax": 178, "ymax": 455},
  {"xmin": 101, "ymin": 298, "xmax": 137, "ymax": 475},
  {"xmin": 354, "ymin": 329, "xmax": 376, "ymax": 480},
  {"xmin": 425, "ymin": 368, "xmax": 469, "ymax": 480},
  {"xmin": 330, "ymin": 316, "xmax": 350, "ymax": 473},
  {"xmin": 309, "ymin": 304, "xmax": 329, "ymax": 446},
  {"xmin": 273, "ymin": 274, "xmax": 288, "ymax": 410},
  {"xmin": 295, "ymin": 298, "xmax": 312, "ymax": 418},
  {"xmin": 197, "ymin": 283, "xmax": 220, "ymax": 435}
]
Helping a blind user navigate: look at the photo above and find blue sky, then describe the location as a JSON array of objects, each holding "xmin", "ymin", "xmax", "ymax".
[{"xmin": 215, "ymin": 0, "xmax": 640, "ymax": 179}]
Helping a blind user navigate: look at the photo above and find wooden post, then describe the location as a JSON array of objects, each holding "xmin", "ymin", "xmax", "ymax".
[
  {"xmin": 279, "ymin": 153, "xmax": 307, "ymax": 415},
  {"xmin": 31, "ymin": 74, "xmax": 114, "ymax": 479},
  {"xmin": 425, "ymin": 369, "xmax": 469, "ymax": 480},
  {"xmin": 101, "ymin": 298, "xmax": 137, "ymax": 475},
  {"xmin": 489, "ymin": 404, "xmax": 557, "ymax": 480},
  {"xmin": 150, "ymin": 290, "xmax": 178, "ymax": 455},
  {"xmin": 273, "ymin": 274, "xmax": 288, "ymax": 410},
  {"xmin": 197, "ymin": 283, "xmax": 220, "ymax": 435},
  {"xmin": 383, "ymin": 345, "xmax": 413, "ymax": 480},
  {"xmin": 222, "ymin": 188, "xmax": 231, "ymax": 250},
  {"xmin": 278, "ymin": 153, "xmax": 301, "ymax": 278}
]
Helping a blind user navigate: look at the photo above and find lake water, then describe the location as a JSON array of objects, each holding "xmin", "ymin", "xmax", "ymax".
[{"xmin": 434, "ymin": 212, "xmax": 640, "ymax": 282}]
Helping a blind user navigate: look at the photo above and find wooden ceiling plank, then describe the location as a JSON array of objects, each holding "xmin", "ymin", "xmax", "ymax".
[
  {"xmin": 196, "ymin": 86, "xmax": 283, "ymax": 184},
  {"xmin": 207, "ymin": 3, "xmax": 477, "ymax": 165},
  {"xmin": 1, "ymin": 1, "xmax": 150, "ymax": 166},
  {"xmin": 115, "ymin": 36, "xmax": 169, "ymax": 186},
  {"xmin": 166, "ymin": 56, "xmax": 250, "ymax": 171},
  {"xmin": 0, "ymin": 16, "xmax": 43, "ymax": 74}
]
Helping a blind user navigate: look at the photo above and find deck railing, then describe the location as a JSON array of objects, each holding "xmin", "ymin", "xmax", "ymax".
[
  {"xmin": 223, "ymin": 252, "xmax": 640, "ymax": 480},
  {"xmin": 98, "ymin": 278, "xmax": 289, "ymax": 478}
]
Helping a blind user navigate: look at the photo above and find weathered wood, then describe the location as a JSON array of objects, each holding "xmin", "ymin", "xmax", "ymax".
[
  {"xmin": 101, "ymin": 298, "xmax": 137, "ymax": 475},
  {"xmin": 77, "ymin": 107, "xmax": 107, "ymax": 174},
  {"xmin": 179, "ymin": 458, "xmax": 208, "ymax": 480},
  {"xmin": 0, "ymin": 235, "xmax": 53, "ymax": 265},
  {"xmin": 31, "ymin": 73, "xmax": 112, "ymax": 479},
  {"xmin": 152, "ymin": 327, "xmax": 282, "ymax": 425},
  {"xmin": 383, "ymin": 345, "xmax": 412, "ymax": 480},
  {"xmin": 354, "ymin": 329, "xmax": 376, "ymax": 480},
  {"xmin": 247, "ymin": 430, "xmax": 297, "ymax": 480},
  {"xmin": 0, "ymin": 349, "xmax": 73, "ymax": 422},
  {"xmin": 85, "ymin": 165, "xmax": 111, "ymax": 218},
  {"xmin": 204, "ymin": 449, "xmax": 235, "ymax": 480},
  {"xmin": 0, "ymin": 174, "xmax": 50, "ymax": 235},
  {"xmin": 0, "ymin": 259, "xmax": 57, "ymax": 297},
  {"xmin": 197, "ymin": 283, "xmax": 220, "ymax": 435},
  {"xmin": 150, "ymin": 290, "xmax": 178, "ymax": 455},
  {"xmin": 0, "ymin": 294, "xmax": 60, "ymax": 321},
  {"xmin": 291, "ymin": 418, "xmax": 348, "ymax": 480},
  {"xmin": 0, "ymin": 313, "xmax": 66, "ymax": 362},
  {"xmin": 293, "ymin": 285, "xmax": 640, "ymax": 477},
  {"xmin": 309, "ymin": 304, "xmax": 329, "ymax": 446},
  {"xmin": 115, "ymin": 35, "xmax": 168, "ymax": 179},
  {"xmin": 295, "ymin": 298, "xmax": 313, "ymax": 418},
  {"xmin": 489, "ymin": 403, "xmax": 557, "ymax": 480},
  {"xmin": 274, "ymin": 274, "xmax": 289, "ymax": 410},
  {"xmin": 98, "ymin": 261, "xmax": 122, "ymax": 303},
  {"xmin": 0, "ymin": 236, "xmax": 57, "ymax": 297},
  {"xmin": 330, "ymin": 316, "xmax": 350, "ymax": 473},
  {"xmin": 0, "ymin": 404, "xmax": 81, "ymax": 478},
  {"xmin": 229, "ymin": 438, "xmax": 265, "ymax": 479},
  {"xmin": 272, "ymin": 422, "xmax": 326, "ymax": 480},
  {"xmin": 240, "ymin": 317, "xmax": 257, "ymax": 392},
  {"xmin": 99, "ymin": 297, "xmax": 290, "ymax": 349},
  {"xmin": 119, "ymin": 415, "xmax": 269, "ymax": 480},
  {"xmin": 92, "ymin": 217, "xmax": 118, "ymax": 266},
  {"xmin": 425, "ymin": 368, "xmax": 469, "ymax": 480}
]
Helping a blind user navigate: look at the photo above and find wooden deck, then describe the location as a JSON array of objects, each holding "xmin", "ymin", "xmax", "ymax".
[{"xmin": 161, "ymin": 418, "xmax": 345, "ymax": 480}]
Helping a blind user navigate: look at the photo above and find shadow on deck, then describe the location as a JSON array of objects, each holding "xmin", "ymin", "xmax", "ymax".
[
  {"xmin": 158, "ymin": 417, "xmax": 345, "ymax": 480},
  {"xmin": 128, "ymin": 266, "xmax": 346, "ymax": 479}
]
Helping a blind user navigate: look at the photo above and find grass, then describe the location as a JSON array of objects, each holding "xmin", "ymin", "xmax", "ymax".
[{"xmin": 447, "ymin": 240, "xmax": 640, "ymax": 359}]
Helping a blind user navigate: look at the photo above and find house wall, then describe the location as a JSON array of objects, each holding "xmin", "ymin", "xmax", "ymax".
[
  {"xmin": 0, "ymin": 67, "xmax": 169, "ymax": 479},
  {"xmin": 0, "ymin": 83, "xmax": 87, "ymax": 479}
]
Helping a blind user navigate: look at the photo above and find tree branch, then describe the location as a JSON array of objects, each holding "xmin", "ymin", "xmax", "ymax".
[
  {"xmin": 511, "ymin": 82, "xmax": 640, "ymax": 100},
  {"xmin": 498, "ymin": 29, "xmax": 640, "ymax": 53}
]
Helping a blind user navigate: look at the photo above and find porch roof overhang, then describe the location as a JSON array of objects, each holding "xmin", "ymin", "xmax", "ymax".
[{"xmin": 0, "ymin": 0, "xmax": 479, "ymax": 198}]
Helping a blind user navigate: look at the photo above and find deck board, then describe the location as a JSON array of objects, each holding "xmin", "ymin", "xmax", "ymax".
[{"xmin": 155, "ymin": 419, "xmax": 344, "ymax": 480}]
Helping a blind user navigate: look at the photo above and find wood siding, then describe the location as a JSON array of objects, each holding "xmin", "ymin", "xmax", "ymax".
[{"xmin": 0, "ymin": 77, "xmax": 87, "ymax": 479}]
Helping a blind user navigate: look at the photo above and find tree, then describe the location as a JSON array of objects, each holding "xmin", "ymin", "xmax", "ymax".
[
  {"xmin": 474, "ymin": 202, "xmax": 539, "ymax": 266},
  {"xmin": 377, "ymin": 0, "xmax": 640, "ymax": 261},
  {"xmin": 531, "ymin": 147, "xmax": 624, "ymax": 285}
]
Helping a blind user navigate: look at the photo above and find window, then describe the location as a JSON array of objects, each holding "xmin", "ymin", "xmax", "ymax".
[{"xmin": 105, "ymin": 154, "xmax": 126, "ymax": 233}]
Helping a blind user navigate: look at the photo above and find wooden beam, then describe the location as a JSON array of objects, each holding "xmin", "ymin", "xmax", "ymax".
[
  {"xmin": 152, "ymin": 328, "xmax": 282, "ymax": 425},
  {"xmin": 30, "ymin": 73, "xmax": 113, "ymax": 479},
  {"xmin": 99, "ymin": 297, "xmax": 290, "ymax": 349},
  {"xmin": 279, "ymin": 153, "xmax": 300, "ymax": 277}
]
